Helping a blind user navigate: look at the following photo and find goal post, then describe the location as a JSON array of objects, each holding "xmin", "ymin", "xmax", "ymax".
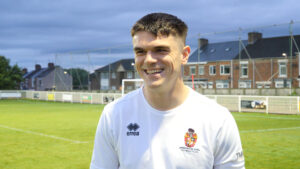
[{"xmin": 122, "ymin": 79, "xmax": 144, "ymax": 96}]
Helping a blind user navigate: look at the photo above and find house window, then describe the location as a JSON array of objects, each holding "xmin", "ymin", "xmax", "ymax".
[
  {"xmin": 275, "ymin": 80, "xmax": 291, "ymax": 88},
  {"xmin": 101, "ymin": 72, "xmax": 109, "ymax": 90},
  {"xmin": 111, "ymin": 86, "xmax": 116, "ymax": 90},
  {"xmin": 216, "ymin": 81, "xmax": 229, "ymax": 88},
  {"xmin": 135, "ymin": 71, "xmax": 140, "ymax": 79},
  {"xmin": 279, "ymin": 62, "xmax": 287, "ymax": 77},
  {"xmin": 199, "ymin": 82, "xmax": 207, "ymax": 88},
  {"xmin": 220, "ymin": 65, "xmax": 230, "ymax": 75},
  {"xmin": 198, "ymin": 65, "xmax": 204, "ymax": 75},
  {"xmin": 111, "ymin": 72, "xmax": 116, "ymax": 79},
  {"xmin": 101, "ymin": 72, "xmax": 109, "ymax": 79},
  {"xmin": 190, "ymin": 66, "xmax": 196, "ymax": 75},
  {"xmin": 39, "ymin": 80, "xmax": 42, "ymax": 87},
  {"xmin": 208, "ymin": 82, "xmax": 213, "ymax": 88},
  {"xmin": 127, "ymin": 72, "xmax": 133, "ymax": 79},
  {"xmin": 209, "ymin": 65, "xmax": 216, "ymax": 75},
  {"xmin": 241, "ymin": 64, "xmax": 248, "ymax": 77},
  {"xmin": 239, "ymin": 81, "xmax": 251, "ymax": 88}
]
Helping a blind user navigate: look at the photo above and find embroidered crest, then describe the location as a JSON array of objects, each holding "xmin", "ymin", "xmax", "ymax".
[{"xmin": 184, "ymin": 128, "xmax": 197, "ymax": 147}]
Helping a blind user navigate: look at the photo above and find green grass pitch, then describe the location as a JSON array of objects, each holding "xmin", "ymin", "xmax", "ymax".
[{"xmin": 0, "ymin": 99, "xmax": 300, "ymax": 169}]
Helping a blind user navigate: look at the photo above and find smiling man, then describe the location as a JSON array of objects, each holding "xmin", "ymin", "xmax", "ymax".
[{"xmin": 90, "ymin": 13, "xmax": 245, "ymax": 169}]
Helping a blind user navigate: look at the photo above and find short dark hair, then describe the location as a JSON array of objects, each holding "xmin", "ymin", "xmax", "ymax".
[{"xmin": 131, "ymin": 13, "xmax": 188, "ymax": 44}]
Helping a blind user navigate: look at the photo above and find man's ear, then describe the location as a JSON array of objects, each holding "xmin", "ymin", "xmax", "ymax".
[{"xmin": 182, "ymin": 45, "xmax": 191, "ymax": 64}]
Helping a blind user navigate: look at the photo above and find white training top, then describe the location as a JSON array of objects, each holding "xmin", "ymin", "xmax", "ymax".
[{"xmin": 90, "ymin": 87, "xmax": 245, "ymax": 169}]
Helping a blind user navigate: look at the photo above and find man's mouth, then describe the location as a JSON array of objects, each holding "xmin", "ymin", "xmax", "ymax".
[{"xmin": 144, "ymin": 69, "xmax": 164, "ymax": 75}]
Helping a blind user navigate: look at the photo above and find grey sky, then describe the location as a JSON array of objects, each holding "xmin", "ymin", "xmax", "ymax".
[{"xmin": 0, "ymin": 0, "xmax": 299, "ymax": 72}]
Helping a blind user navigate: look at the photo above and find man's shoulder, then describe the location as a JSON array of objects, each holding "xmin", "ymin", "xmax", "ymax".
[
  {"xmin": 103, "ymin": 88, "xmax": 142, "ymax": 114},
  {"xmin": 188, "ymin": 88, "xmax": 231, "ymax": 117}
]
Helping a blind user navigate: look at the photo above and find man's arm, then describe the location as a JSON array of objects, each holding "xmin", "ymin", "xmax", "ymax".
[
  {"xmin": 213, "ymin": 111, "xmax": 245, "ymax": 169},
  {"xmin": 90, "ymin": 106, "xmax": 119, "ymax": 169}
]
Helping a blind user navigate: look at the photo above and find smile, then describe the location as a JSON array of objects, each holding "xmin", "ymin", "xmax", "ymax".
[{"xmin": 144, "ymin": 69, "xmax": 164, "ymax": 75}]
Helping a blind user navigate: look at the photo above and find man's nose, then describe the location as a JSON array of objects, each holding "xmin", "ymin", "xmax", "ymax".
[{"xmin": 144, "ymin": 51, "xmax": 157, "ymax": 64}]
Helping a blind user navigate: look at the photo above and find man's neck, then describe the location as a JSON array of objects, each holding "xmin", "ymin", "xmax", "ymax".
[{"xmin": 143, "ymin": 81, "xmax": 189, "ymax": 111}]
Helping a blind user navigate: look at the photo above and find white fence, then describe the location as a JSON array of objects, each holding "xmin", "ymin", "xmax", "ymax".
[{"xmin": 1, "ymin": 90, "xmax": 299, "ymax": 115}]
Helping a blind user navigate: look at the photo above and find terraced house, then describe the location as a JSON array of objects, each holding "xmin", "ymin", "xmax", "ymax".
[
  {"xmin": 22, "ymin": 63, "xmax": 72, "ymax": 91},
  {"xmin": 184, "ymin": 32, "xmax": 300, "ymax": 89}
]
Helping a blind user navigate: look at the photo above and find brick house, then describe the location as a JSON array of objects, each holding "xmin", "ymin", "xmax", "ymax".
[
  {"xmin": 22, "ymin": 63, "xmax": 72, "ymax": 91},
  {"xmin": 90, "ymin": 59, "xmax": 138, "ymax": 91},
  {"xmin": 184, "ymin": 32, "xmax": 300, "ymax": 89}
]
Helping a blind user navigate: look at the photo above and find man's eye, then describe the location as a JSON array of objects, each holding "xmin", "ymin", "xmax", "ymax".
[
  {"xmin": 135, "ymin": 51, "xmax": 145, "ymax": 55},
  {"xmin": 156, "ymin": 48, "xmax": 169, "ymax": 53}
]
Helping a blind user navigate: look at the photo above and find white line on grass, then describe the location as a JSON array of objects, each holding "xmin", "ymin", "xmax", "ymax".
[
  {"xmin": 234, "ymin": 114, "xmax": 300, "ymax": 120},
  {"xmin": 240, "ymin": 126, "xmax": 300, "ymax": 133},
  {"xmin": 0, "ymin": 124, "xmax": 89, "ymax": 144}
]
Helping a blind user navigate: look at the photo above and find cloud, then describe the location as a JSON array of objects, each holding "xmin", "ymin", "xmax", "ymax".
[{"xmin": 0, "ymin": 0, "xmax": 299, "ymax": 71}]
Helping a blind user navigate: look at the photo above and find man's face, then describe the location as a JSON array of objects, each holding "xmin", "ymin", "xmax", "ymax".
[{"xmin": 132, "ymin": 31, "xmax": 190, "ymax": 90}]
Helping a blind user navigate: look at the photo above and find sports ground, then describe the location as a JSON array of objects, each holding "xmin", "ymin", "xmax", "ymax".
[{"xmin": 0, "ymin": 99, "xmax": 299, "ymax": 169}]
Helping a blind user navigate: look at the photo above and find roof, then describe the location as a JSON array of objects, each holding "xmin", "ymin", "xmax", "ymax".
[
  {"xmin": 23, "ymin": 66, "xmax": 56, "ymax": 79},
  {"xmin": 23, "ymin": 68, "xmax": 46, "ymax": 79},
  {"xmin": 189, "ymin": 40, "xmax": 248, "ymax": 62},
  {"xmin": 36, "ymin": 67, "xmax": 55, "ymax": 78},
  {"xmin": 236, "ymin": 35, "xmax": 300, "ymax": 60},
  {"xmin": 32, "ymin": 68, "xmax": 49, "ymax": 79},
  {"xmin": 95, "ymin": 58, "xmax": 135, "ymax": 72},
  {"xmin": 189, "ymin": 34, "xmax": 300, "ymax": 62}
]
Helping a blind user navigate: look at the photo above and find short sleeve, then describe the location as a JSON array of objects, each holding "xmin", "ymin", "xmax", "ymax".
[
  {"xmin": 213, "ymin": 111, "xmax": 245, "ymax": 169},
  {"xmin": 90, "ymin": 106, "xmax": 119, "ymax": 169}
]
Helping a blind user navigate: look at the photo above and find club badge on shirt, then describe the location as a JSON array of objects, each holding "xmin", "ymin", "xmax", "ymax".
[
  {"xmin": 179, "ymin": 128, "xmax": 200, "ymax": 153},
  {"xmin": 185, "ymin": 128, "xmax": 197, "ymax": 147}
]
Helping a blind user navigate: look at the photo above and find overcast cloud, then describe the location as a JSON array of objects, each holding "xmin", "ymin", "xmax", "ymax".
[{"xmin": 0, "ymin": 0, "xmax": 299, "ymax": 72}]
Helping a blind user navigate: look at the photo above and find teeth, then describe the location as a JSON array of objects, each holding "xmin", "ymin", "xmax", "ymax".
[{"xmin": 147, "ymin": 69, "xmax": 162, "ymax": 74}]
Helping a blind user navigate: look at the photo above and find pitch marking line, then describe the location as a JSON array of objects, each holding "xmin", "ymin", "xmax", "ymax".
[
  {"xmin": 234, "ymin": 114, "xmax": 300, "ymax": 120},
  {"xmin": 0, "ymin": 124, "xmax": 89, "ymax": 144},
  {"xmin": 240, "ymin": 126, "xmax": 300, "ymax": 133}
]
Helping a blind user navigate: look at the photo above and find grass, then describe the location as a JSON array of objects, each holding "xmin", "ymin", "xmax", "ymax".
[{"xmin": 0, "ymin": 99, "xmax": 300, "ymax": 169}]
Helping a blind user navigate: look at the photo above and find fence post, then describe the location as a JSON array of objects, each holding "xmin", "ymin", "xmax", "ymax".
[
  {"xmin": 80, "ymin": 93, "xmax": 82, "ymax": 104},
  {"xmin": 238, "ymin": 96, "xmax": 241, "ymax": 113},
  {"xmin": 297, "ymin": 97, "xmax": 299, "ymax": 114},
  {"xmin": 266, "ymin": 96, "xmax": 269, "ymax": 114},
  {"xmin": 90, "ymin": 93, "xmax": 93, "ymax": 104}
]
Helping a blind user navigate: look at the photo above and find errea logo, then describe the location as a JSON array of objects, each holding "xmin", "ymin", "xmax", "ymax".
[{"xmin": 127, "ymin": 123, "xmax": 140, "ymax": 136}]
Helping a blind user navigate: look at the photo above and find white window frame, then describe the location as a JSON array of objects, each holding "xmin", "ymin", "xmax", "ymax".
[
  {"xmin": 209, "ymin": 65, "xmax": 216, "ymax": 75},
  {"xmin": 239, "ymin": 81, "xmax": 251, "ymax": 88},
  {"xmin": 240, "ymin": 63, "xmax": 248, "ymax": 78},
  {"xmin": 190, "ymin": 66, "xmax": 196, "ymax": 75},
  {"xmin": 220, "ymin": 65, "xmax": 230, "ymax": 75},
  {"xmin": 101, "ymin": 72, "xmax": 109, "ymax": 79},
  {"xmin": 279, "ymin": 62, "xmax": 287, "ymax": 77},
  {"xmin": 127, "ymin": 71, "xmax": 133, "ymax": 79},
  {"xmin": 111, "ymin": 72, "xmax": 116, "ymax": 79},
  {"xmin": 275, "ymin": 80, "xmax": 291, "ymax": 88},
  {"xmin": 208, "ymin": 82, "xmax": 214, "ymax": 88},
  {"xmin": 199, "ymin": 82, "xmax": 207, "ymax": 88},
  {"xmin": 198, "ymin": 65, "xmax": 204, "ymax": 75}
]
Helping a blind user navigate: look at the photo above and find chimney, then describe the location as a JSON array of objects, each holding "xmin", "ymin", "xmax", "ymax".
[
  {"xmin": 48, "ymin": 62, "xmax": 55, "ymax": 69},
  {"xmin": 35, "ymin": 64, "xmax": 41, "ymax": 71},
  {"xmin": 198, "ymin": 38, "xmax": 208, "ymax": 49},
  {"xmin": 22, "ymin": 68, "xmax": 28, "ymax": 74},
  {"xmin": 248, "ymin": 32, "xmax": 262, "ymax": 44}
]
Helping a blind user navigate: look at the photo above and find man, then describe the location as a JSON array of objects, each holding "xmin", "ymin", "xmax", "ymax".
[{"xmin": 90, "ymin": 13, "xmax": 245, "ymax": 169}]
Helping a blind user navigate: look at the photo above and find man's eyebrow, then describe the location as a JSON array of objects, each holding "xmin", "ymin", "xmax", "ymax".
[
  {"xmin": 154, "ymin": 46, "xmax": 170, "ymax": 49},
  {"xmin": 133, "ymin": 47, "xmax": 144, "ymax": 51}
]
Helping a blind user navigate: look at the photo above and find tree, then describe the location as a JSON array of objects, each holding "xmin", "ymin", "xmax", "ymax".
[
  {"xmin": 65, "ymin": 68, "xmax": 89, "ymax": 90},
  {"xmin": 0, "ymin": 56, "xmax": 23, "ymax": 89}
]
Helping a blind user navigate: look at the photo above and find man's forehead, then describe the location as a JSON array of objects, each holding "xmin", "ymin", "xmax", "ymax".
[{"xmin": 132, "ymin": 31, "xmax": 181, "ymax": 47}]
